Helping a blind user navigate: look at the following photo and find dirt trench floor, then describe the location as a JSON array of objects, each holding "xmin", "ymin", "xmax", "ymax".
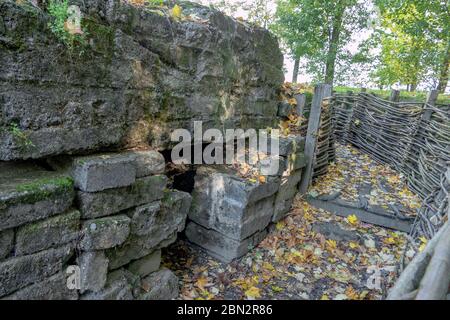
[{"xmin": 163, "ymin": 144, "xmax": 423, "ymax": 300}]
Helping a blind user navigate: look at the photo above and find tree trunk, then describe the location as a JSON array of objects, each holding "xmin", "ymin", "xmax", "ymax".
[
  {"xmin": 410, "ymin": 83, "xmax": 417, "ymax": 92},
  {"xmin": 437, "ymin": 44, "xmax": 450, "ymax": 93},
  {"xmin": 324, "ymin": 5, "xmax": 345, "ymax": 85},
  {"xmin": 292, "ymin": 58, "xmax": 300, "ymax": 83}
]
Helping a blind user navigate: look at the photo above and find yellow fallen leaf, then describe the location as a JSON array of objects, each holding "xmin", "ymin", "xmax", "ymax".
[
  {"xmin": 384, "ymin": 237, "xmax": 396, "ymax": 245},
  {"xmin": 359, "ymin": 290, "xmax": 369, "ymax": 299},
  {"xmin": 345, "ymin": 286, "xmax": 360, "ymax": 300},
  {"xmin": 263, "ymin": 262, "xmax": 275, "ymax": 271},
  {"xmin": 349, "ymin": 241, "xmax": 359, "ymax": 249},
  {"xmin": 171, "ymin": 4, "xmax": 182, "ymax": 19},
  {"xmin": 387, "ymin": 175, "xmax": 400, "ymax": 184},
  {"xmin": 245, "ymin": 286, "xmax": 261, "ymax": 299},
  {"xmin": 195, "ymin": 276, "xmax": 209, "ymax": 290},
  {"xmin": 320, "ymin": 294, "xmax": 329, "ymax": 300},
  {"xmin": 419, "ymin": 243, "xmax": 427, "ymax": 252},
  {"xmin": 326, "ymin": 239, "xmax": 337, "ymax": 251},
  {"xmin": 418, "ymin": 237, "xmax": 428, "ymax": 252},
  {"xmin": 346, "ymin": 214, "xmax": 359, "ymax": 225}
]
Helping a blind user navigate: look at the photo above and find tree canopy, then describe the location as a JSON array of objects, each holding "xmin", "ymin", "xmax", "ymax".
[{"xmin": 272, "ymin": 0, "xmax": 370, "ymax": 85}]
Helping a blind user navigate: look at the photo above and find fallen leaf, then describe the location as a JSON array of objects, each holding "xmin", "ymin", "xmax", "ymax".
[
  {"xmin": 346, "ymin": 214, "xmax": 359, "ymax": 225},
  {"xmin": 171, "ymin": 4, "xmax": 182, "ymax": 19},
  {"xmin": 245, "ymin": 286, "xmax": 261, "ymax": 299},
  {"xmin": 195, "ymin": 276, "xmax": 209, "ymax": 291}
]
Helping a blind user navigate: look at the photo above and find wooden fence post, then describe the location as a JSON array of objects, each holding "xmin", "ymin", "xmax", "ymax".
[
  {"xmin": 389, "ymin": 89, "xmax": 400, "ymax": 102},
  {"xmin": 422, "ymin": 90, "xmax": 439, "ymax": 122},
  {"xmin": 294, "ymin": 94, "xmax": 306, "ymax": 118},
  {"xmin": 299, "ymin": 84, "xmax": 332, "ymax": 194}
]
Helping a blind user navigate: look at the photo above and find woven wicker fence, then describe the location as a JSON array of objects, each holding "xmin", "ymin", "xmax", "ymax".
[{"xmin": 330, "ymin": 91, "xmax": 449, "ymax": 238}]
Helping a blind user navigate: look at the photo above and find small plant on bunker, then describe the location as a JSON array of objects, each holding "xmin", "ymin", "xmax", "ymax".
[
  {"xmin": 9, "ymin": 122, "xmax": 35, "ymax": 150},
  {"xmin": 47, "ymin": 0, "xmax": 88, "ymax": 53}
]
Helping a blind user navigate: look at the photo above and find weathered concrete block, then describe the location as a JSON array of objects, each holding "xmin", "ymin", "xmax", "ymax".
[
  {"xmin": 278, "ymin": 170, "xmax": 303, "ymax": 201},
  {"xmin": 189, "ymin": 166, "xmax": 278, "ymax": 240},
  {"xmin": 0, "ymin": 163, "xmax": 74, "ymax": 231},
  {"xmin": 106, "ymin": 234, "xmax": 177, "ymax": 271},
  {"xmin": 138, "ymin": 268, "xmax": 179, "ymax": 300},
  {"xmin": 127, "ymin": 250, "xmax": 161, "ymax": 277},
  {"xmin": 2, "ymin": 272, "xmax": 78, "ymax": 300},
  {"xmin": 81, "ymin": 269, "xmax": 133, "ymax": 300},
  {"xmin": 272, "ymin": 170, "xmax": 302, "ymax": 221},
  {"xmin": 282, "ymin": 152, "xmax": 307, "ymax": 176},
  {"xmin": 312, "ymin": 222, "xmax": 359, "ymax": 242},
  {"xmin": 128, "ymin": 201, "xmax": 161, "ymax": 236},
  {"xmin": 0, "ymin": 245, "xmax": 73, "ymax": 297},
  {"xmin": 185, "ymin": 222, "xmax": 268, "ymax": 263},
  {"xmin": 79, "ymin": 215, "xmax": 130, "ymax": 250},
  {"xmin": 15, "ymin": 209, "xmax": 80, "ymax": 256},
  {"xmin": 131, "ymin": 150, "xmax": 165, "ymax": 177},
  {"xmin": 78, "ymin": 251, "xmax": 109, "ymax": 294},
  {"xmin": 0, "ymin": 229, "xmax": 14, "ymax": 260},
  {"xmin": 277, "ymin": 101, "xmax": 292, "ymax": 118},
  {"xmin": 76, "ymin": 175, "xmax": 168, "ymax": 219},
  {"xmin": 258, "ymin": 155, "xmax": 287, "ymax": 176},
  {"xmin": 273, "ymin": 197, "xmax": 295, "ymax": 222},
  {"xmin": 262, "ymin": 135, "xmax": 305, "ymax": 157},
  {"xmin": 106, "ymin": 191, "xmax": 190, "ymax": 269},
  {"xmin": 0, "ymin": 1, "xmax": 283, "ymax": 161},
  {"xmin": 129, "ymin": 190, "xmax": 189, "ymax": 240},
  {"xmin": 50, "ymin": 153, "xmax": 137, "ymax": 192}
]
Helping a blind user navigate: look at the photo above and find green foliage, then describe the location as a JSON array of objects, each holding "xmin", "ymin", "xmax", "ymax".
[
  {"xmin": 47, "ymin": 0, "xmax": 87, "ymax": 52},
  {"xmin": 369, "ymin": 0, "xmax": 450, "ymax": 91},
  {"xmin": 145, "ymin": 0, "xmax": 164, "ymax": 6},
  {"xmin": 9, "ymin": 122, "xmax": 35, "ymax": 150},
  {"xmin": 272, "ymin": 0, "xmax": 370, "ymax": 85}
]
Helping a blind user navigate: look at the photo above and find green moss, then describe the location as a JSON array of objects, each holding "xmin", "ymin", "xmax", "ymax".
[
  {"xmin": 16, "ymin": 176, "xmax": 73, "ymax": 193},
  {"xmin": 82, "ymin": 18, "xmax": 115, "ymax": 60},
  {"xmin": 13, "ymin": 176, "xmax": 74, "ymax": 205}
]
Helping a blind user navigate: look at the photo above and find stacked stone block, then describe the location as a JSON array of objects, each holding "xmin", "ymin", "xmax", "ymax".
[
  {"xmin": 272, "ymin": 136, "xmax": 307, "ymax": 222},
  {"xmin": 0, "ymin": 163, "xmax": 78, "ymax": 299},
  {"xmin": 0, "ymin": 150, "xmax": 191, "ymax": 300},
  {"xmin": 186, "ymin": 135, "xmax": 307, "ymax": 262},
  {"xmin": 63, "ymin": 150, "xmax": 190, "ymax": 300}
]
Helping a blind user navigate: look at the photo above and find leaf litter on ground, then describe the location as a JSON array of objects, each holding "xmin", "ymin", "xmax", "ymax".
[{"xmin": 163, "ymin": 144, "xmax": 421, "ymax": 300}]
